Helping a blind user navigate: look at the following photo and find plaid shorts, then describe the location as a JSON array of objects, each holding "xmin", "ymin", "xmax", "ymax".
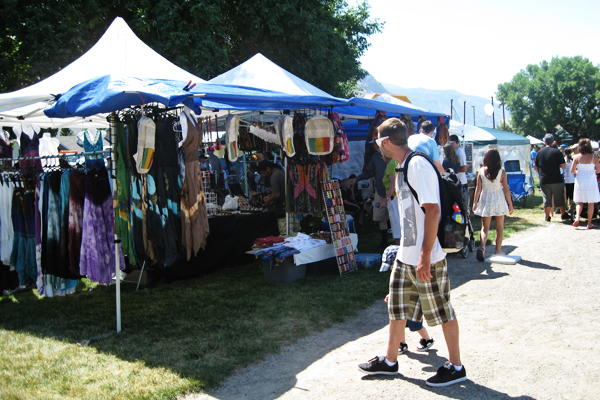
[{"xmin": 388, "ymin": 259, "xmax": 456, "ymax": 327}]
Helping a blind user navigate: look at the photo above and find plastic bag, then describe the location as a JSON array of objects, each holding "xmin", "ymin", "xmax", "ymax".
[{"xmin": 222, "ymin": 195, "xmax": 239, "ymax": 211}]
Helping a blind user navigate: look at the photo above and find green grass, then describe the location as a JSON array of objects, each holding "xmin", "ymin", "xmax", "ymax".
[
  {"xmin": 0, "ymin": 188, "xmax": 550, "ymax": 399},
  {"xmin": 1, "ymin": 262, "xmax": 389, "ymax": 399}
]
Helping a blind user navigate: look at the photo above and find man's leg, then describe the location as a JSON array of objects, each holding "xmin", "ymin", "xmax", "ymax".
[
  {"xmin": 441, "ymin": 318, "xmax": 461, "ymax": 366},
  {"xmin": 541, "ymin": 184, "xmax": 552, "ymax": 220},
  {"xmin": 417, "ymin": 326, "xmax": 430, "ymax": 340},
  {"xmin": 379, "ymin": 220, "xmax": 389, "ymax": 246},
  {"xmin": 385, "ymin": 319, "xmax": 407, "ymax": 363}
]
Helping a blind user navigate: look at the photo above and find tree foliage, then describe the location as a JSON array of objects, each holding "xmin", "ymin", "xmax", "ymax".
[
  {"xmin": 496, "ymin": 56, "xmax": 600, "ymax": 142},
  {"xmin": 0, "ymin": 0, "xmax": 381, "ymax": 97}
]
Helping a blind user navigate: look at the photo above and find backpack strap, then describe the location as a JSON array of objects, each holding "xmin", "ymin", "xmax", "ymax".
[{"xmin": 398, "ymin": 151, "xmax": 442, "ymax": 210}]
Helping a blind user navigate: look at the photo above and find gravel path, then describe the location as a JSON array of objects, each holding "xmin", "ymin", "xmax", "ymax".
[{"xmin": 184, "ymin": 221, "xmax": 600, "ymax": 400}]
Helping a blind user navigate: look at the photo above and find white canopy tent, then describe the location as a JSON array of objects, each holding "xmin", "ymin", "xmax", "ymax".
[
  {"xmin": 449, "ymin": 119, "xmax": 464, "ymax": 136},
  {"xmin": 0, "ymin": 17, "xmax": 205, "ymax": 129},
  {"xmin": 527, "ymin": 135, "xmax": 544, "ymax": 145},
  {"xmin": 210, "ymin": 53, "xmax": 333, "ymax": 98}
]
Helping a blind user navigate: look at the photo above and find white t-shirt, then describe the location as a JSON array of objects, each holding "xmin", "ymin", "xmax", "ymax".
[
  {"xmin": 564, "ymin": 160, "xmax": 575, "ymax": 184},
  {"xmin": 455, "ymin": 146, "xmax": 468, "ymax": 185},
  {"xmin": 395, "ymin": 154, "xmax": 446, "ymax": 266}
]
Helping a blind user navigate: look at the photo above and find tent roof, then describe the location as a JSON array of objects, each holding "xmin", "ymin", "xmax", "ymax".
[
  {"xmin": 527, "ymin": 135, "xmax": 544, "ymax": 145},
  {"xmin": 463, "ymin": 125, "xmax": 530, "ymax": 146},
  {"xmin": 209, "ymin": 53, "xmax": 334, "ymax": 98},
  {"xmin": 367, "ymin": 93, "xmax": 411, "ymax": 103},
  {"xmin": 449, "ymin": 119, "xmax": 464, "ymax": 136},
  {"xmin": 44, "ymin": 74, "xmax": 349, "ymax": 118},
  {"xmin": 209, "ymin": 53, "xmax": 447, "ymax": 120},
  {"xmin": 335, "ymin": 94, "xmax": 447, "ymax": 119},
  {"xmin": 0, "ymin": 17, "xmax": 205, "ymax": 127}
]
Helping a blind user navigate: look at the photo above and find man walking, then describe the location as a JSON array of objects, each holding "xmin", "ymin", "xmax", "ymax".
[
  {"xmin": 535, "ymin": 134, "xmax": 568, "ymax": 221},
  {"xmin": 407, "ymin": 120, "xmax": 445, "ymax": 174},
  {"xmin": 449, "ymin": 134, "xmax": 470, "ymax": 212},
  {"xmin": 350, "ymin": 145, "xmax": 390, "ymax": 248},
  {"xmin": 358, "ymin": 118, "xmax": 466, "ymax": 387}
]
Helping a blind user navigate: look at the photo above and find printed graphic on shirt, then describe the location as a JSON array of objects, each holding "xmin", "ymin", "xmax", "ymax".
[{"xmin": 398, "ymin": 170, "xmax": 417, "ymax": 247}]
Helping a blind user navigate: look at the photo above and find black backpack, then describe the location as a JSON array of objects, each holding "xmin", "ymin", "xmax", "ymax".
[{"xmin": 399, "ymin": 151, "xmax": 466, "ymax": 252}]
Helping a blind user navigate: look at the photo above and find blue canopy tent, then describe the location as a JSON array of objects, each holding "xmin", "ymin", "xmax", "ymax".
[
  {"xmin": 331, "ymin": 97, "xmax": 449, "ymax": 179},
  {"xmin": 334, "ymin": 94, "xmax": 447, "ymax": 121},
  {"xmin": 44, "ymin": 74, "xmax": 349, "ymax": 118}
]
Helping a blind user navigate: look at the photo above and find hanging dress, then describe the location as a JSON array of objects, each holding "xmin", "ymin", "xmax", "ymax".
[
  {"xmin": 0, "ymin": 176, "xmax": 15, "ymax": 265},
  {"xmin": 145, "ymin": 116, "xmax": 180, "ymax": 267},
  {"xmin": 180, "ymin": 113, "xmax": 209, "ymax": 259},
  {"xmin": 161, "ymin": 115, "xmax": 183, "ymax": 264},
  {"xmin": 114, "ymin": 122, "xmax": 136, "ymax": 266},
  {"xmin": 83, "ymin": 129, "xmax": 105, "ymax": 170},
  {"xmin": 10, "ymin": 187, "xmax": 37, "ymax": 286},
  {"xmin": 68, "ymin": 170, "xmax": 86, "ymax": 276},
  {"xmin": 79, "ymin": 166, "xmax": 125, "ymax": 284},
  {"xmin": 126, "ymin": 119, "xmax": 147, "ymax": 265},
  {"xmin": 41, "ymin": 171, "xmax": 63, "ymax": 276}
]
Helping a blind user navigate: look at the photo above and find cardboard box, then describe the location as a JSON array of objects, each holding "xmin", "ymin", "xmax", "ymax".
[{"xmin": 262, "ymin": 258, "xmax": 306, "ymax": 284}]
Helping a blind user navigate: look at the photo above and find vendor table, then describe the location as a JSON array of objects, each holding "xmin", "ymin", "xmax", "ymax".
[
  {"xmin": 292, "ymin": 233, "xmax": 358, "ymax": 266},
  {"xmin": 261, "ymin": 233, "xmax": 359, "ymax": 283},
  {"xmin": 160, "ymin": 211, "xmax": 279, "ymax": 278}
]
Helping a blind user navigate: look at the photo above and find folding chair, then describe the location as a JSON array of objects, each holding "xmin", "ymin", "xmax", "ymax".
[{"xmin": 507, "ymin": 173, "xmax": 534, "ymax": 207}]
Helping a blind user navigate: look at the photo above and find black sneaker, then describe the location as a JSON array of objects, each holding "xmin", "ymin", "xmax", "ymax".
[
  {"xmin": 398, "ymin": 342, "xmax": 408, "ymax": 355},
  {"xmin": 426, "ymin": 361, "xmax": 467, "ymax": 387},
  {"xmin": 358, "ymin": 356, "xmax": 398, "ymax": 375},
  {"xmin": 561, "ymin": 213, "xmax": 570, "ymax": 220},
  {"xmin": 416, "ymin": 338, "xmax": 434, "ymax": 352}
]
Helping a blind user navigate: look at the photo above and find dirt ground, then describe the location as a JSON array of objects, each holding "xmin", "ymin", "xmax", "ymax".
[{"xmin": 184, "ymin": 221, "xmax": 600, "ymax": 400}]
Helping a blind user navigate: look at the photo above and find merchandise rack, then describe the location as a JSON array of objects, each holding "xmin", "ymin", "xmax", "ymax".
[{"xmin": 321, "ymin": 179, "xmax": 356, "ymax": 276}]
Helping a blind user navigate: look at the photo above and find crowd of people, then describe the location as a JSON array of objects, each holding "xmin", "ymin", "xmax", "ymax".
[{"xmin": 534, "ymin": 134, "xmax": 600, "ymax": 229}]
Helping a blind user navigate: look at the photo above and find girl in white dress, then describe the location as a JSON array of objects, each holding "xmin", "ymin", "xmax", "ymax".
[
  {"xmin": 473, "ymin": 149, "xmax": 514, "ymax": 261},
  {"xmin": 571, "ymin": 139, "xmax": 600, "ymax": 229}
]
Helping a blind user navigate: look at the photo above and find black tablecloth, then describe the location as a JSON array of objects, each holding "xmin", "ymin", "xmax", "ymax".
[{"xmin": 158, "ymin": 211, "xmax": 279, "ymax": 278}]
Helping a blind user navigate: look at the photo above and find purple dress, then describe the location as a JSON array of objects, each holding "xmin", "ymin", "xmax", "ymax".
[{"xmin": 79, "ymin": 166, "xmax": 125, "ymax": 284}]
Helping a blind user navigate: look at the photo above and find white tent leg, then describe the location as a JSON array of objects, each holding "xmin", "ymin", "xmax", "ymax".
[{"xmin": 109, "ymin": 112, "xmax": 121, "ymax": 333}]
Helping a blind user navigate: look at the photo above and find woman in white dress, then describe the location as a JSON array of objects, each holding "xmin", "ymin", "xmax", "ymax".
[
  {"xmin": 473, "ymin": 149, "xmax": 514, "ymax": 261},
  {"xmin": 571, "ymin": 139, "xmax": 600, "ymax": 229}
]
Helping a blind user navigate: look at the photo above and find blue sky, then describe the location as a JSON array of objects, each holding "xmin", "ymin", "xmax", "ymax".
[{"xmin": 357, "ymin": 0, "xmax": 600, "ymax": 99}]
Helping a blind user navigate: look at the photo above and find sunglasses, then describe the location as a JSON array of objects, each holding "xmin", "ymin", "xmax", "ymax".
[{"xmin": 375, "ymin": 136, "xmax": 388, "ymax": 147}]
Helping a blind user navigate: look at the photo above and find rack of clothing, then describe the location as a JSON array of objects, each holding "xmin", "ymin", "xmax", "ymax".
[{"xmin": 0, "ymin": 149, "xmax": 121, "ymax": 299}]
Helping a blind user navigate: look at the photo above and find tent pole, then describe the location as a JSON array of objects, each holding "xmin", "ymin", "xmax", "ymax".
[
  {"xmin": 109, "ymin": 112, "xmax": 122, "ymax": 333},
  {"xmin": 284, "ymin": 156, "xmax": 288, "ymax": 236}
]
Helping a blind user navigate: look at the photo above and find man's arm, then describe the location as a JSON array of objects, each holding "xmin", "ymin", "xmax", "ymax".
[
  {"xmin": 417, "ymin": 202, "xmax": 439, "ymax": 282},
  {"xmin": 458, "ymin": 165, "xmax": 467, "ymax": 173},
  {"xmin": 433, "ymin": 160, "xmax": 445, "ymax": 174}
]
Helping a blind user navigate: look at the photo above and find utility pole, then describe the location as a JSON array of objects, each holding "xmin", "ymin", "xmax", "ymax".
[
  {"xmin": 463, "ymin": 101, "xmax": 466, "ymax": 125},
  {"xmin": 502, "ymin": 99, "xmax": 506, "ymax": 130},
  {"xmin": 451, "ymin": 99, "xmax": 453, "ymax": 120},
  {"xmin": 471, "ymin": 106, "xmax": 475, "ymax": 126},
  {"xmin": 491, "ymin": 96, "xmax": 496, "ymax": 129}
]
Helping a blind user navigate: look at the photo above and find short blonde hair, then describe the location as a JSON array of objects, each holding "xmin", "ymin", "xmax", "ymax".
[{"xmin": 377, "ymin": 118, "xmax": 408, "ymax": 146}]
